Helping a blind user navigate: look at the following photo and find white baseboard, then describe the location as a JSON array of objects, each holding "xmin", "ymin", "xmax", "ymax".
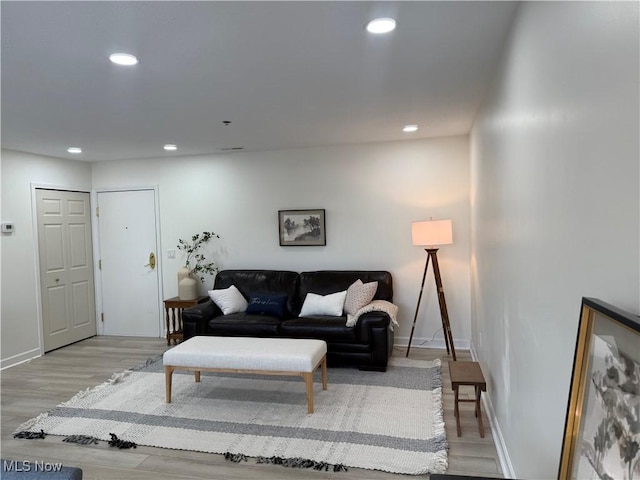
[
  {"xmin": 470, "ymin": 344, "xmax": 516, "ymax": 479},
  {"xmin": 1, "ymin": 348, "xmax": 41, "ymax": 370},
  {"xmin": 395, "ymin": 336, "xmax": 470, "ymax": 352}
]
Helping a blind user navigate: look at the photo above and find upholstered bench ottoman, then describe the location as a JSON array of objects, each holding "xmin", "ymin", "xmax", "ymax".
[{"xmin": 163, "ymin": 336, "xmax": 328, "ymax": 413}]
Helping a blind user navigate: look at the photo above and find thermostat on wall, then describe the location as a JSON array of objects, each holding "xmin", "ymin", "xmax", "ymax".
[{"xmin": 1, "ymin": 222, "xmax": 14, "ymax": 233}]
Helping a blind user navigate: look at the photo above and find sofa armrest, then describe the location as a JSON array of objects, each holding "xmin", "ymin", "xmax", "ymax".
[
  {"xmin": 356, "ymin": 312, "xmax": 393, "ymax": 371},
  {"xmin": 356, "ymin": 312, "xmax": 391, "ymax": 342},
  {"xmin": 182, "ymin": 300, "xmax": 221, "ymax": 340}
]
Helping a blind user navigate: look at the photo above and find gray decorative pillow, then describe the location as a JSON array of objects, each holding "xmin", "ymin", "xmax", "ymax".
[{"xmin": 343, "ymin": 279, "xmax": 378, "ymax": 316}]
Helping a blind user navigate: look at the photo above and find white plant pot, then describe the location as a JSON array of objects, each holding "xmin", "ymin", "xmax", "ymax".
[
  {"xmin": 178, "ymin": 276, "xmax": 198, "ymax": 300},
  {"xmin": 177, "ymin": 266, "xmax": 191, "ymax": 284}
]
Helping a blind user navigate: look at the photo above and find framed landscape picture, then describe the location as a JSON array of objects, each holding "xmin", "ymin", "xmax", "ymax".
[
  {"xmin": 559, "ymin": 298, "xmax": 640, "ymax": 480},
  {"xmin": 278, "ymin": 209, "xmax": 326, "ymax": 246}
]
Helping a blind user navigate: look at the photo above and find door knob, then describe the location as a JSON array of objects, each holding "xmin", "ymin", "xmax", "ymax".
[{"xmin": 144, "ymin": 252, "xmax": 156, "ymax": 269}]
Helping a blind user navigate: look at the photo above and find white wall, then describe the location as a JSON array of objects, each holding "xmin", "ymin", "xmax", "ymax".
[
  {"xmin": 92, "ymin": 137, "xmax": 471, "ymax": 348},
  {"xmin": 470, "ymin": 2, "xmax": 639, "ymax": 478},
  {"xmin": 1, "ymin": 149, "xmax": 93, "ymax": 367}
]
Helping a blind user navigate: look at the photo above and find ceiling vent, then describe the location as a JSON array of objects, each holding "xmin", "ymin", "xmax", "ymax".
[{"xmin": 218, "ymin": 147, "xmax": 245, "ymax": 151}]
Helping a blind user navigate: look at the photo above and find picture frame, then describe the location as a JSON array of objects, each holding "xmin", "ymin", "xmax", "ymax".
[
  {"xmin": 559, "ymin": 297, "xmax": 640, "ymax": 480},
  {"xmin": 278, "ymin": 209, "xmax": 326, "ymax": 246}
]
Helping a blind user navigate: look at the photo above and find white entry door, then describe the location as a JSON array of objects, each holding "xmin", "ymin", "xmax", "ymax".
[
  {"xmin": 36, "ymin": 189, "xmax": 97, "ymax": 352},
  {"xmin": 97, "ymin": 190, "xmax": 161, "ymax": 337}
]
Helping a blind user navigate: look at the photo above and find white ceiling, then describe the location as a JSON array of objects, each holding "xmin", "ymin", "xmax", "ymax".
[{"xmin": 1, "ymin": 1, "xmax": 518, "ymax": 162}]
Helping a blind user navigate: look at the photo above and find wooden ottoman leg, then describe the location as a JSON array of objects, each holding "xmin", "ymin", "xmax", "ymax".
[
  {"xmin": 454, "ymin": 386, "xmax": 461, "ymax": 437},
  {"xmin": 195, "ymin": 371, "xmax": 201, "ymax": 382},
  {"xmin": 303, "ymin": 372, "xmax": 314, "ymax": 414},
  {"xmin": 164, "ymin": 308, "xmax": 171, "ymax": 345},
  {"xmin": 474, "ymin": 386, "xmax": 479, "ymax": 417},
  {"xmin": 476, "ymin": 387, "xmax": 485, "ymax": 438},
  {"xmin": 321, "ymin": 356, "xmax": 328, "ymax": 391},
  {"xmin": 165, "ymin": 366, "xmax": 174, "ymax": 403}
]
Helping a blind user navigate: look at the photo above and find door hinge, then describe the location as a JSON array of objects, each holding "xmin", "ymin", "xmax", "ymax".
[
  {"xmin": 99, "ymin": 259, "xmax": 102, "ymax": 270},
  {"xmin": 101, "ymin": 313, "xmax": 104, "ymax": 323},
  {"xmin": 96, "ymin": 206, "xmax": 99, "ymax": 217}
]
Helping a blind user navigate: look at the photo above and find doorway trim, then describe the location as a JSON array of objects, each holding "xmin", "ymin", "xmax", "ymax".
[
  {"xmin": 30, "ymin": 182, "xmax": 94, "ymax": 357},
  {"xmin": 92, "ymin": 186, "xmax": 164, "ymax": 337}
]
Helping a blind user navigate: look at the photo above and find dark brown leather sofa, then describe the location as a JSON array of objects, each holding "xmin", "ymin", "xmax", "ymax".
[{"xmin": 182, "ymin": 270, "xmax": 394, "ymax": 371}]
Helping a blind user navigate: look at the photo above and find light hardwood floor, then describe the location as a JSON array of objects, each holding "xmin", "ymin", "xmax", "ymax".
[{"xmin": 1, "ymin": 337, "xmax": 503, "ymax": 479}]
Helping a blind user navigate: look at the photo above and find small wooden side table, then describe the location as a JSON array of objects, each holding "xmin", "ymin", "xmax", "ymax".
[
  {"xmin": 163, "ymin": 295, "xmax": 209, "ymax": 345},
  {"xmin": 449, "ymin": 361, "xmax": 487, "ymax": 438}
]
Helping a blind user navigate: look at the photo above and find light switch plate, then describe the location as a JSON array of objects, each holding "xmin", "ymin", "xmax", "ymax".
[
  {"xmin": 167, "ymin": 249, "xmax": 176, "ymax": 259},
  {"xmin": 1, "ymin": 222, "xmax": 14, "ymax": 233}
]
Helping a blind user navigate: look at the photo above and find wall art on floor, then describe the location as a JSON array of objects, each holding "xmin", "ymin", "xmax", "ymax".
[
  {"xmin": 278, "ymin": 209, "xmax": 326, "ymax": 246},
  {"xmin": 559, "ymin": 297, "xmax": 640, "ymax": 480}
]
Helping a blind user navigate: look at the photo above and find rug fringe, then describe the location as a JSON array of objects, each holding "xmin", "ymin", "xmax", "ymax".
[
  {"xmin": 14, "ymin": 411, "xmax": 49, "ymax": 433},
  {"xmin": 63, "ymin": 434, "xmax": 100, "ymax": 445},
  {"xmin": 13, "ymin": 429, "xmax": 46, "ymax": 439},
  {"xmin": 130, "ymin": 355, "xmax": 163, "ymax": 371},
  {"xmin": 58, "ymin": 369, "xmax": 133, "ymax": 406},
  {"xmin": 108, "ymin": 433, "xmax": 137, "ymax": 449},
  {"xmin": 226, "ymin": 453, "xmax": 348, "ymax": 472},
  {"xmin": 224, "ymin": 452, "xmax": 247, "ymax": 463},
  {"xmin": 426, "ymin": 358, "xmax": 448, "ymax": 475},
  {"xmin": 13, "ymin": 360, "xmax": 142, "ymax": 435}
]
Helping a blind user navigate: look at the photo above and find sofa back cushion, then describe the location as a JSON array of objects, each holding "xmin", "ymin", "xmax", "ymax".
[
  {"xmin": 297, "ymin": 271, "xmax": 393, "ymax": 315},
  {"xmin": 214, "ymin": 270, "xmax": 300, "ymax": 318}
]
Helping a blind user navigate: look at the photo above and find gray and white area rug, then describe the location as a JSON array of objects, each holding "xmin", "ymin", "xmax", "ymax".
[{"xmin": 16, "ymin": 356, "xmax": 447, "ymax": 475}]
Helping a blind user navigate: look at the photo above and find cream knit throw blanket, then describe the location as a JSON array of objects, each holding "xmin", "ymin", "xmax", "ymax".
[{"xmin": 346, "ymin": 299, "xmax": 399, "ymax": 329}]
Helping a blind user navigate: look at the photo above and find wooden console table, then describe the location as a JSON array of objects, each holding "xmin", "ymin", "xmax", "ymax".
[
  {"xmin": 163, "ymin": 295, "xmax": 209, "ymax": 345},
  {"xmin": 449, "ymin": 361, "xmax": 487, "ymax": 438}
]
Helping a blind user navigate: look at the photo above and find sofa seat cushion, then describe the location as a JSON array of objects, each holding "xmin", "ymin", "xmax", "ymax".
[
  {"xmin": 280, "ymin": 317, "xmax": 358, "ymax": 343},
  {"xmin": 208, "ymin": 313, "xmax": 281, "ymax": 336}
]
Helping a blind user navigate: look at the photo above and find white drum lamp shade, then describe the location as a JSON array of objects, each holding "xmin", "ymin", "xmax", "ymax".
[{"xmin": 412, "ymin": 220, "xmax": 453, "ymax": 247}]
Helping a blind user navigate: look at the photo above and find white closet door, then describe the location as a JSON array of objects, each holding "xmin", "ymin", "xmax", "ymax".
[{"xmin": 37, "ymin": 189, "xmax": 97, "ymax": 352}]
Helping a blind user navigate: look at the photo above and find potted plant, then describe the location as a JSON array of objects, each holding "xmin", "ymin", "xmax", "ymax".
[{"xmin": 176, "ymin": 231, "xmax": 220, "ymax": 299}]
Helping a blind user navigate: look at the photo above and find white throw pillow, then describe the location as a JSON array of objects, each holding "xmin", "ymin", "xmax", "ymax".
[
  {"xmin": 299, "ymin": 291, "xmax": 347, "ymax": 317},
  {"xmin": 343, "ymin": 279, "xmax": 378, "ymax": 315},
  {"xmin": 208, "ymin": 285, "xmax": 248, "ymax": 315}
]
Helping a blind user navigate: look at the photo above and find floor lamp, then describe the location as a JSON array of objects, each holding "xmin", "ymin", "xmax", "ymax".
[{"xmin": 406, "ymin": 219, "xmax": 457, "ymax": 360}]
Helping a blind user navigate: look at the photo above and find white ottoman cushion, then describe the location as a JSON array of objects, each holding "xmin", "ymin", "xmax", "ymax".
[{"xmin": 163, "ymin": 336, "xmax": 327, "ymax": 373}]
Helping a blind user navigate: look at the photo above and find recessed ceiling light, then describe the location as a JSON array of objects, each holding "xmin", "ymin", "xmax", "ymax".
[
  {"xmin": 366, "ymin": 18, "xmax": 396, "ymax": 34},
  {"xmin": 109, "ymin": 53, "xmax": 139, "ymax": 66},
  {"xmin": 403, "ymin": 125, "xmax": 419, "ymax": 133},
  {"xmin": 163, "ymin": 144, "xmax": 177, "ymax": 151},
  {"xmin": 67, "ymin": 147, "xmax": 82, "ymax": 154}
]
